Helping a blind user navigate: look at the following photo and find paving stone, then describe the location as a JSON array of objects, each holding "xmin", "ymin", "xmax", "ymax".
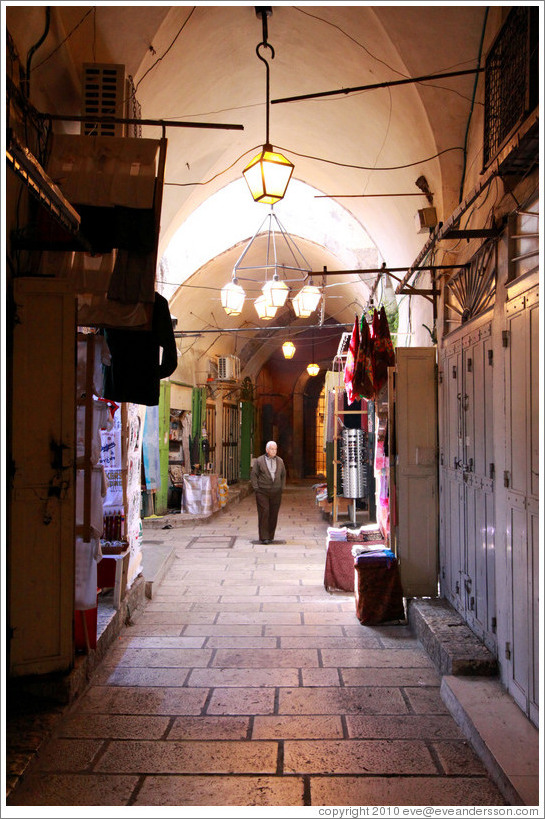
[
  {"xmin": 95, "ymin": 740, "xmax": 278, "ymax": 774},
  {"xmin": 116, "ymin": 634, "xmax": 206, "ymax": 649},
  {"xmin": 58, "ymin": 714, "xmax": 170, "ymax": 739},
  {"xmin": 6, "ymin": 773, "xmax": 139, "ymax": 806},
  {"xmin": 346, "ymin": 714, "xmax": 466, "ymax": 740},
  {"xmin": 133, "ymin": 774, "xmax": 305, "ymax": 806},
  {"xmin": 341, "ymin": 667, "xmax": 441, "ymax": 687},
  {"xmin": 188, "ymin": 667, "xmax": 299, "ymax": 687},
  {"xmin": 263, "ymin": 625, "xmax": 344, "ymax": 637},
  {"xmin": 253, "ymin": 714, "xmax": 344, "ymax": 740},
  {"xmin": 310, "ymin": 776, "xmax": 507, "ymax": 806},
  {"xmin": 321, "ymin": 648, "xmax": 435, "ymax": 668},
  {"xmin": 184, "ymin": 624, "xmax": 263, "ymax": 636},
  {"xmin": 284, "ymin": 739, "xmax": 437, "ymax": 774},
  {"xmin": 143, "ymin": 611, "xmax": 217, "ymax": 624},
  {"xmin": 91, "ymin": 666, "xmax": 192, "ymax": 687},
  {"xmin": 278, "ymin": 687, "xmax": 409, "ymax": 715},
  {"xmin": 206, "ymin": 688, "xmax": 275, "ymax": 715},
  {"xmin": 300, "ymin": 668, "xmax": 340, "ymax": 687},
  {"xmin": 77, "ymin": 685, "xmax": 209, "ymax": 715},
  {"xmin": 281, "ymin": 636, "xmax": 382, "ymax": 649},
  {"xmin": 403, "ymin": 685, "xmax": 451, "ymax": 714},
  {"xmin": 217, "ymin": 612, "xmax": 303, "ymax": 624},
  {"xmin": 32, "ymin": 738, "xmax": 104, "ymax": 771},
  {"xmin": 211, "ymin": 648, "xmax": 319, "ymax": 668},
  {"xmin": 167, "ymin": 716, "xmax": 250, "ymax": 740},
  {"xmin": 432, "ymin": 739, "xmax": 489, "ymax": 775},
  {"xmin": 103, "ymin": 647, "xmax": 213, "ymax": 667},
  {"xmin": 204, "ymin": 636, "xmax": 279, "ymax": 649}
]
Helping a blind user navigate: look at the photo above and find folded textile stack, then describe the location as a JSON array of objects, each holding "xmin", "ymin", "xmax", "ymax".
[
  {"xmin": 351, "ymin": 542, "xmax": 386, "ymax": 557},
  {"xmin": 355, "ymin": 548, "xmax": 396, "ymax": 567},
  {"xmin": 326, "ymin": 526, "xmax": 348, "ymax": 541},
  {"xmin": 345, "ymin": 523, "xmax": 383, "ymax": 542}
]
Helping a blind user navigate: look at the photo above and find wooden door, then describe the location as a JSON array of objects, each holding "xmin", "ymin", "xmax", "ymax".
[
  {"xmin": 394, "ymin": 347, "xmax": 439, "ymax": 597},
  {"xmin": 9, "ymin": 279, "xmax": 76, "ymax": 675},
  {"xmin": 504, "ymin": 284, "xmax": 539, "ymax": 724}
]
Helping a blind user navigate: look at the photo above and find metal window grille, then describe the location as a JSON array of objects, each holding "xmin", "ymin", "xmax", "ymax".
[{"xmin": 484, "ymin": 7, "xmax": 538, "ymax": 167}]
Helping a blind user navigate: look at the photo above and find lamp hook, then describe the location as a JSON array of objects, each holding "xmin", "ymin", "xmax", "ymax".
[{"xmin": 255, "ymin": 6, "xmax": 274, "ymax": 147}]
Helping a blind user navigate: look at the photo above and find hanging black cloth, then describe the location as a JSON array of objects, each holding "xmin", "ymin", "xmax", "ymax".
[
  {"xmin": 343, "ymin": 393, "xmax": 362, "ymax": 429},
  {"xmin": 103, "ymin": 292, "xmax": 177, "ymax": 406}
]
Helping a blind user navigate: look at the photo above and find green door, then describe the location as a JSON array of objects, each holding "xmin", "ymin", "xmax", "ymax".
[
  {"xmin": 240, "ymin": 400, "xmax": 254, "ymax": 480},
  {"xmin": 156, "ymin": 380, "xmax": 171, "ymax": 515}
]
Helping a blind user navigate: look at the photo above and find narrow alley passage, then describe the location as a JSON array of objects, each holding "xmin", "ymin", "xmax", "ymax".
[{"xmin": 8, "ymin": 486, "xmax": 506, "ymax": 808}]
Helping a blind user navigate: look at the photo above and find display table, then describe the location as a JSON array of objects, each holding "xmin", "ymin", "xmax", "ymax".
[
  {"xmin": 324, "ymin": 540, "xmax": 356, "ymax": 592},
  {"xmin": 354, "ymin": 551, "xmax": 405, "ymax": 624},
  {"xmin": 182, "ymin": 473, "xmax": 220, "ymax": 515}
]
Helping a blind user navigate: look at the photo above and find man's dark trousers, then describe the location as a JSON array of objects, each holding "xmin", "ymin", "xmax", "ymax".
[{"xmin": 255, "ymin": 490, "xmax": 282, "ymax": 542}]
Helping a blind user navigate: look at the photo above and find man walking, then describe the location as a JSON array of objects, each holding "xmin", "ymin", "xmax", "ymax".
[{"xmin": 250, "ymin": 441, "xmax": 286, "ymax": 543}]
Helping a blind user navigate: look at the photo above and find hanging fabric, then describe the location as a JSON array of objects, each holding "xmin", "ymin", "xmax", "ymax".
[
  {"xmin": 343, "ymin": 315, "xmax": 360, "ymax": 405},
  {"xmin": 371, "ymin": 306, "xmax": 395, "ymax": 395},
  {"xmin": 102, "ymin": 292, "xmax": 177, "ymax": 406},
  {"xmin": 354, "ymin": 313, "xmax": 375, "ymax": 400}
]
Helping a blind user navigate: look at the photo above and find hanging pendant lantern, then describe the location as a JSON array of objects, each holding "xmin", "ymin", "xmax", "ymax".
[
  {"xmin": 306, "ymin": 362, "xmax": 320, "ymax": 376},
  {"xmin": 282, "ymin": 340, "xmax": 296, "ymax": 359},
  {"xmin": 243, "ymin": 10, "xmax": 294, "ymax": 205},
  {"xmin": 243, "ymin": 145, "xmax": 294, "ymax": 205},
  {"xmin": 254, "ymin": 293, "xmax": 277, "ymax": 320},
  {"xmin": 262, "ymin": 273, "xmax": 289, "ymax": 308},
  {"xmin": 221, "ymin": 277, "xmax": 246, "ymax": 316}
]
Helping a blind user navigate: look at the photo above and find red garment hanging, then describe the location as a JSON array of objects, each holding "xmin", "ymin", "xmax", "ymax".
[
  {"xmin": 353, "ymin": 313, "xmax": 375, "ymax": 400},
  {"xmin": 343, "ymin": 315, "xmax": 360, "ymax": 405},
  {"xmin": 371, "ymin": 306, "xmax": 395, "ymax": 394}
]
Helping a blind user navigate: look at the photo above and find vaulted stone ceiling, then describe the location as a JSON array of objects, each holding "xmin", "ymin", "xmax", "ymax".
[{"xmin": 7, "ymin": 3, "xmax": 489, "ymax": 368}]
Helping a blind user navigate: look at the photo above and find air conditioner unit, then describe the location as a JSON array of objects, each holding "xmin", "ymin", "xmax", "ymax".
[
  {"xmin": 217, "ymin": 355, "xmax": 241, "ymax": 381},
  {"xmin": 415, "ymin": 207, "xmax": 438, "ymax": 234},
  {"xmin": 81, "ymin": 64, "xmax": 141, "ymax": 138}
]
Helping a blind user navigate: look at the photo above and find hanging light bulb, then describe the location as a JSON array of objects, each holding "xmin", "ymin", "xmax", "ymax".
[
  {"xmin": 254, "ymin": 294, "xmax": 277, "ymax": 320},
  {"xmin": 282, "ymin": 340, "xmax": 296, "ymax": 359},
  {"xmin": 262, "ymin": 273, "xmax": 289, "ymax": 308},
  {"xmin": 242, "ymin": 9, "xmax": 294, "ymax": 205},
  {"xmin": 221, "ymin": 277, "xmax": 246, "ymax": 316},
  {"xmin": 306, "ymin": 332, "xmax": 319, "ymax": 375}
]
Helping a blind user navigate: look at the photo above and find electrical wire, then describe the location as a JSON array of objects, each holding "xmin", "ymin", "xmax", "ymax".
[
  {"xmin": 458, "ymin": 7, "xmax": 489, "ymax": 203},
  {"xmin": 164, "ymin": 144, "xmax": 464, "ymax": 191},
  {"xmin": 31, "ymin": 8, "xmax": 94, "ymax": 72},
  {"xmin": 293, "ymin": 6, "xmax": 482, "ymax": 104},
  {"xmin": 133, "ymin": 7, "xmax": 196, "ymax": 96}
]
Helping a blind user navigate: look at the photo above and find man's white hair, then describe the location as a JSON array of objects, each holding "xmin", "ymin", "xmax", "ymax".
[{"xmin": 266, "ymin": 441, "xmax": 277, "ymax": 451}]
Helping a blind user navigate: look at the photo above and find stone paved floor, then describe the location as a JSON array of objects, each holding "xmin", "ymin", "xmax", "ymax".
[{"xmin": 7, "ymin": 486, "xmax": 507, "ymax": 808}]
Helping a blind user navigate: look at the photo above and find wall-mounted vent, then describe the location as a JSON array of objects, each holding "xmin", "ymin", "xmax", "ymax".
[
  {"xmin": 217, "ymin": 355, "xmax": 241, "ymax": 381},
  {"xmin": 81, "ymin": 63, "xmax": 126, "ymax": 137}
]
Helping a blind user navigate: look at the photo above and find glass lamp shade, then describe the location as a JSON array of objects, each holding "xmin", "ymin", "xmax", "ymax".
[
  {"xmin": 306, "ymin": 362, "xmax": 320, "ymax": 376},
  {"xmin": 292, "ymin": 290, "xmax": 312, "ymax": 318},
  {"xmin": 282, "ymin": 340, "xmax": 296, "ymax": 359},
  {"xmin": 242, "ymin": 144, "xmax": 294, "ymax": 205},
  {"xmin": 298, "ymin": 284, "xmax": 322, "ymax": 313},
  {"xmin": 254, "ymin": 294, "xmax": 277, "ymax": 320},
  {"xmin": 262, "ymin": 276, "xmax": 289, "ymax": 308},
  {"xmin": 221, "ymin": 279, "xmax": 245, "ymax": 316}
]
